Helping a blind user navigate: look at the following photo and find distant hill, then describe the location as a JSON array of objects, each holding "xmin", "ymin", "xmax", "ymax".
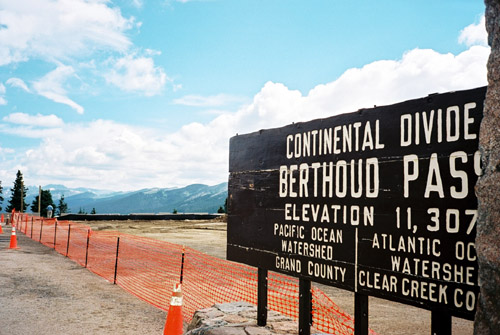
[{"xmin": 23, "ymin": 183, "xmax": 228, "ymax": 214}]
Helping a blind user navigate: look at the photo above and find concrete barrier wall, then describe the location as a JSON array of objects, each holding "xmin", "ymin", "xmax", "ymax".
[{"xmin": 59, "ymin": 213, "xmax": 224, "ymax": 221}]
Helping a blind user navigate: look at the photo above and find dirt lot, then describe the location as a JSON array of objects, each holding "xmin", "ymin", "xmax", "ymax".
[
  {"xmin": 2, "ymin": 219, "xmax": 474, "ymax": 334},
  {"xmin": 0, "ymin": 225, "xmax": 165, "ymax": 335}
]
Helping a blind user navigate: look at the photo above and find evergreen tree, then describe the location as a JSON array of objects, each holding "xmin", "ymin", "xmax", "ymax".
[
  {"xmin": 6, "ymin": 170, "xmax": 28, "ymax": 213},
  {"xmin": 0, "ymin": 180, "xmax": 3, "ymax": 212},
  {"xmin": 57, "ymin": 194, "xmax": 69, "ymax": 216},
  {"xmin": 90, "ymin": 207, "xmax": 96, "ymax": 214},
  {"xmin": 31, "ymin": 189, "xmax": 56, "ymax": 217},
  {"xmin": 217, "ymin": 206, "xmax": 225, "ymax": 213}
]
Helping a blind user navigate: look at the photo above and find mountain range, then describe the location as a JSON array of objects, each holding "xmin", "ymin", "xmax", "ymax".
[{"xmin": 20, "ymin": 183, "xmax": 228, "ymax": 214}]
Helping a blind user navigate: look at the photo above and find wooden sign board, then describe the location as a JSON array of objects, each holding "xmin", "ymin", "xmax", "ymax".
[{"xmin": 228, "ymin": 86, "xmax": 486, "ymax": 320}]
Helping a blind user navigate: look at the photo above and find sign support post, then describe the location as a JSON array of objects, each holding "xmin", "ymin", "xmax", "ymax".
[
  {"xmin": 431, "ymin": 311, "xmax": 451, "ymax": 335},
  {"xmin": 355, "ymin": 293, "xmax": 368, "ymax": 335},
  {"xmin": 257, "ymin": 267, "xmax": 268, "ymax": 326},
  {"xmin": 299, "ymin": 278, "xmax": 311, "ymax": 335}
]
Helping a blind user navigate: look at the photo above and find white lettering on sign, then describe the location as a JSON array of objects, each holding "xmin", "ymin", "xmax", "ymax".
[
  {"xmin": 275, "ymin": 256, "xmax": 301, "ymax": 273},
  {"xmin": 286, "ymin": 120, "xmax": 384, "ymax": 159},
  {"xmin": 403, "ymin": 150, "xmax": 481, "ymax": 198},
  {"xmin": 279, "ymin": 159, "xmax": 379, "ymax": 199},
  {"xmin": 307, "ymin": 261, "xmax": 346, "ymax": 281},
  {"xmin": 372, "ymin": 233, "xmax": 441, "ymax": 256},
  {"xmin": 281, "ymin": 240, "xmax": 334, "ymax": 260},
  {"xmin": 400, "ymin": 102, "xmax": 477, "ymax": 146},
  {"xmin": 358, "ymin": 270, "xmax": 398, "ymax": 293},
  {"xmin": 401, "ymin": 278, "xmax": 448, "ymax": 304},
  {"xmin": 390, "ymin": 257, "xmax": 476, "ymax": 285},
  {"xmin": 273, "ymin": 223, "xmax": 305, "ymax": 239},
  {"xmin": 284, "ymin": 203, "xmax": 374, "ymax": 226},
  {"xmin": 265, "ymin": 89, "xmax": 483, "ymax": 315},
  {"xmin": 454, "ymin": 288, "xmax": 477, "ymax": 311}
]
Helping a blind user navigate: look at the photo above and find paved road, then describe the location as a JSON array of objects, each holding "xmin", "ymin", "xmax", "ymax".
[{"xmin": 0, "ymin": 225, "xmax": 166, "ymax": 335}]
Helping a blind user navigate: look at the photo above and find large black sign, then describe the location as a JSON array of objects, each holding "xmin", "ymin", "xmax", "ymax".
[{"xmin": 228, "ymin": 87, "xmax": 486, "ymax": 320}]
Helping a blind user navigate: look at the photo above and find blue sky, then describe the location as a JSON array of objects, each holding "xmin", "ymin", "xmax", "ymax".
[{"xmin": 0, "ymin": 0, "xmax": 489, "ymax": 191}]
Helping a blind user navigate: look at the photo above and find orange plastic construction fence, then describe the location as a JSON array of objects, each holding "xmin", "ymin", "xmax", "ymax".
[{"xmin": 12, "ymin": 212, "xmax": 376, "ymax": 335}]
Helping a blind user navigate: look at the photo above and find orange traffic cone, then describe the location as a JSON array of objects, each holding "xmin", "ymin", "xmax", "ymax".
[
  {"xmin": 9, "ymin": 227, "xmax": 19, "ymax": 249},
  {"xmin": 1, "ymin": 213, "xmax": 4, "ymax": 223},
  {"xmin": 163, "ymin": 283, "xmax": 184, "ymax": 335},
  {"xmin": 0, "ymin": 222, "xmax": 3, "ymax": 234}
]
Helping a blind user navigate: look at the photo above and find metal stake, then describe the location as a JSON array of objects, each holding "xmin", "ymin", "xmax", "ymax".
[
  {"xmin": 39, "ymin": 219, "xmax": 44, "ymax": 242},
  {"xmin": 180, "ymin": 245, "xmax": 185, "ymax": 284},
  {"xmin": 113, "ymin": 237, "xmax": 120, "ymax": 284},
  {"xmin": 53, "ymin": 220, "xmax": 58, "ymax": 249},
  {"xmin": 66, "ymin": 224, "xmax": 71, "ymax": 257},
  {"xmin": 85, "ymin": 229, "xmax": 90, "ymax": 268}
]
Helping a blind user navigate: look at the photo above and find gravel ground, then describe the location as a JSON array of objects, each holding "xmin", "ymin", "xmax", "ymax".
[{"xmin": 0, "ymin": 225, "xmax": 166, "ymax": 335}]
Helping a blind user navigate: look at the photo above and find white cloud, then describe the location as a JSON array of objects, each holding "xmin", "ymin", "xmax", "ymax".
[
  {"xmin": 131, "ymin": 0, "xmax": 144, "ymax": 8},
  {"xmin": 33, "ymin": 65, "xmax": 84, "ymax": 114},
  {"xmin": 459, "ymin": 15, "xmax": 488, "ymax": 47},
  {"xmin": 0, "ymin": 83, "xmax": 6, "ymax": 105},
  {"xmin": 0, "ymin": 30, "xmax": 489, "ymax": 190},
  {"xmin": 105, "ymin": 55, "xmax": 167, "ymax": 96},
  {"xmin": 6, "ymin": 77, "xmax": 30, "ymax": 92},
  {"xmin": 0, "ymin": 0, "xmax": 135, "ymax": 65},
  {"xmin": 3, "ymin": 113, "xmax": 64, "ymax": 128},
  {"xmin": 0, "ymin": 0, "xmax": 169, "ymax": 105},
  {"xmin": 173, "ymin": 94, "xmax": 247, "ymax": 107}
]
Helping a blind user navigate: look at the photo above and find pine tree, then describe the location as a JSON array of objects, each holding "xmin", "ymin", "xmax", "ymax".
[
  {"xmin": 6, "ymin": 170, "xmax": 28, "ymax": 213},
  {"xmin": 57, "ymin": 194, "xmax": 69, "ymax": 216},
  {"xmin": 90, "ymin": 207, "xmax": 96, "ymax": 214},
  {"xmin": 31, "ymin": 190, "xmax": 56, "ymax": 217}
]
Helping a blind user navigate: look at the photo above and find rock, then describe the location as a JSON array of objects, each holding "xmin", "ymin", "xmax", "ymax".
[
  {"xmin": 244, "ymin": 326, "xmax": 274, "ymax": 335},
  {"xmin": 184, "ymin": 301, "xmax": 318, "ymax": 335},
  {"xmin": 475, "ymin": 1, "xmax": 500, "ymax": 334}
]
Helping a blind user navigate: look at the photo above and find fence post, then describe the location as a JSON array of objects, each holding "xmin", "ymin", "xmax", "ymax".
[
  {"xmin": 299, "ymin": 278, "xmax": 312, "ymax": 335},
  {"xmin": 180, "ymin": 245, "xmax": 185, "ymax": 284},
  {"xmin": 39, "ymin": 219, "xmax": 44, "ymax": 242},
  {"xmin": 354, "ymin": 293, "xmax": 368, "ymax": 335},
  {"xmin": 257, "ymin": 268, "xmax": 268, "ymax": 326},
  {"xmin": 30, "ymin": 217, "xmax": 33, "ymax": 239},
  {"xmin": 113, "ymin": 237, "xmax": 120, "ymax": 284},
  {"xmin": 431, "ymin": 311, "xmax": 451, "ymax": 335},
  {"xmin": 53, "ymin": 220, "xmax": 58, "ymax": 249},
  {"xmin": 66, "ymin": 224, "xmax": 71, "ymax": 257},
  {"xmin": 85, "ymin": 229, "xmax": 90, "ymax": 268}
]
